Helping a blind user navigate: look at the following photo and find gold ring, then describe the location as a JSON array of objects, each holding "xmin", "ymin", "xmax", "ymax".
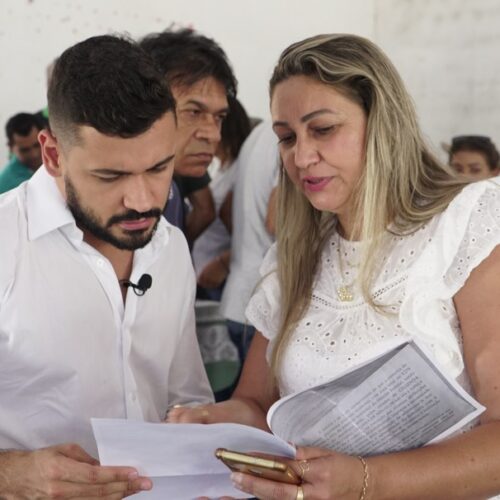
[
  {"xmin": 298, "ymin": 459, "xmax": 310, "ymax": 481},
  {"xmin": 295, "ymin": 485, "xmax": 304, "ymax": 500},
  {"xmin": 198, "ymin": 406, "xmax": 210, "ymax": 422}
]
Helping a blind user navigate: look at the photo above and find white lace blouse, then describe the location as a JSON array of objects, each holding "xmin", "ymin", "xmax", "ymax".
[{"xmin": 246, "ymin": 178, "xmax": 500, "ymax": 400}]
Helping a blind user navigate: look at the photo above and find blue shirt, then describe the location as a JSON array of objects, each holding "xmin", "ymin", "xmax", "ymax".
[{"xmin": 163, "ymin": 179, "xmax": 185, "ymax": 230}]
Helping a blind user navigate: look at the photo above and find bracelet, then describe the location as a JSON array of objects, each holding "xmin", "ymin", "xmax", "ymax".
[{"xmin": 357, "ymin": 455, "xmax": 369, "ymax": 500}]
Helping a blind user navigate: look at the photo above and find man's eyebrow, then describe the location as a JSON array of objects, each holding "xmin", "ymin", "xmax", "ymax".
[
  {"xmin": 147, "ymin": 154, "xmax": 175, "ymax": 170},
  {"xmin": 273, "ymin": 109, "xmax": 340, "ymax": 129},
  {"xmin": 91, "ymin": 154, "xmax": 175, "ymax": 175},
  {"xmin": 184, "ymin": 100, "xmax": 229, "ymax": 114}
]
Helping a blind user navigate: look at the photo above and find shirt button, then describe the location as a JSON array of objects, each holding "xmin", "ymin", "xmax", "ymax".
[
  {"xmin": 96, "ymin": 258, "xmax": 105, "ymax": 268},
  {"xmin": 130, "ymin": 392, "xmax": 137, "ymax": 402}
]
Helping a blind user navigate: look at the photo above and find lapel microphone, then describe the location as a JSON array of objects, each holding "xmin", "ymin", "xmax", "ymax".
[{"xmin": 119, "ymin": 274, "xmax": 153, "ymax": 296}]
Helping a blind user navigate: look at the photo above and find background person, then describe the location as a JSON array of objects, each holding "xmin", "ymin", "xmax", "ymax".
[
  {"xmin": 141, "ymin": 28, "xmax": 237, "ymax": 245},
  {"xmin": 170, "ymin": 33, "xmax": 500, "ymax": 500},
  {"xmin": 193, "ymin": 96, "xmax": 252, "ymax": 300},
  {"xmin": 218, "ymin": 120, "xmax": 280, "ymax": 366},
  {"xmin": 448, "ymin": 134, "xmax": 500, "ymax": 180},
  {"xmin": 0, "ymin": 34, "xmax": 213, "ymax": 499},
  {"xmin": 0, "ymin": 112, "xmax": 44, "ymax": 194}
]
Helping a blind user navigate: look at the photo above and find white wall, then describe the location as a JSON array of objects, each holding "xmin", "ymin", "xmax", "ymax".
[
  {"xmin": 0, "ymin": 0, "xmax": 374, "ymax": 162},
  {"xmin": 375, "ymin": 0, "xmax": 500, "ymax": 158},
  {"xmin": 2, "ymin": 0, "xmax": 499, "ymax": 165}
]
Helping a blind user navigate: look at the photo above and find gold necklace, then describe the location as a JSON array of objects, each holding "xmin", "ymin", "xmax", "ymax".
[{"xmin": 336, "ymin": 239, "xmax": 357, "ymax": 302}]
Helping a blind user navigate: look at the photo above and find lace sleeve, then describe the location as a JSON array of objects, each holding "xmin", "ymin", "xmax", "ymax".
[
  {"xmin": 245, "ymin": 244, "xmax": 281, "ymax": 341},
  {"xmin": 445, "ymin": 182, "xmax": 500, "ymax": 292},
  {"xmin": 400, "ymin": 179, "xmax": 500, "ymax": 377}
]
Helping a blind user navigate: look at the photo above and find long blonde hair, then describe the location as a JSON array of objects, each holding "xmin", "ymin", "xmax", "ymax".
[{"xmin": 268, "ymin": 34, "xmax": 467, "ymax": 377}]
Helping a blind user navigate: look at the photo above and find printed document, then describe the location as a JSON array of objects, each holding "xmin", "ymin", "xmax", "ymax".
[
  {"xmin": 267, "ymin": 339, "xmax": 484, "ymax": 456},
  {"xmin": 92, "ymin": 339, "xmax": 483, "ymax": 498}
]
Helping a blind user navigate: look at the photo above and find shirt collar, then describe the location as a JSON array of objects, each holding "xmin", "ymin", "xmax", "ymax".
[{"xmin": 27, "ymin": 166, "xmax": 77, "ymax": 241}]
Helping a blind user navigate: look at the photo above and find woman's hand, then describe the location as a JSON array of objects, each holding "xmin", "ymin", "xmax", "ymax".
[
  {"xmin": 165, "ymin": 399, "xmax": 270, "ymax": 431},
  {"xmin": 230, "ymin": 446, "xmax": 367, "ymax": 500},
  {"xmin": 165, "ymin": 405, "xmax": 212, "ymax": 424},
  {"xmin": 165, "ymin": 337, "xmax": 276, "ymax": 432}
]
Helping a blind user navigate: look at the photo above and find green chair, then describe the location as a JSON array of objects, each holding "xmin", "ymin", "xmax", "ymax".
[{"xmin": 204, "ymin": 360, "xmax": 240, "ymax": 400}]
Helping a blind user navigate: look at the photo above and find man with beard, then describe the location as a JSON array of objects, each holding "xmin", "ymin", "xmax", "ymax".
[
  {"xmin": 0, "ymin": 35, "xmax": 213, "ymax": 499},
  {"xmin": 140, "ymin": 28, "xmax": 237, "ymax": 244}
]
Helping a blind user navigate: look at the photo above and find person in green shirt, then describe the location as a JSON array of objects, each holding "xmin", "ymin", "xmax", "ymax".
[{"xmin": 0, "ymin": 112, "xmax": 43, "ymax": 194}]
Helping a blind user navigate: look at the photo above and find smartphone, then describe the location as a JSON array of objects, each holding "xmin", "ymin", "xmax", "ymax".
[{"xmin": 215, "ymin": 448, "xmax": 301, "ymax": 485}]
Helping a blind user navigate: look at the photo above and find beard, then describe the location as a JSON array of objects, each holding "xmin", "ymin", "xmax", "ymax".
[{"xmin": 64, "ymin": 176, "xmax": 162, "ymax": 251}]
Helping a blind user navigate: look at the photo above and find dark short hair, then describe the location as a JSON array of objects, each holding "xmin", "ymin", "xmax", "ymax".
[
  {"xmin": 449, "ymin": 135, "xmax": 500, "ymax": 170},
  {"xmin": 48, "ymin": 34, "xmax": 175, "ymax": 144},
  {"xmin": 140, "ymin": 28, "xmax": 237, "ymax": 97},
  {"xmin": 6, "ymin": 112, "xmax": 43, "ymax": 146},
  {"xmin": 220, "ymin": 97, "xmax": 251, "ymax": 160}
]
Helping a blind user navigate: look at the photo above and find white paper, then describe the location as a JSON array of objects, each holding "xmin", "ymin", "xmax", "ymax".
[
  {"xmin": 93, "ymin": 340, "xmax": 484, "ymax": 498},
  {"xmin": 267, "ymin": 339, "xmax": 485, "ymax": 456},
  {"xmin": 91, "ymin": 419, "xmax": 295, "ymax": 499}
]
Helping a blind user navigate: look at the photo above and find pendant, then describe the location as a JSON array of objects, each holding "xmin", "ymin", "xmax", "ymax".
[{"xmin": 337, "ymin": 286, "xmax": 354, "ymax": 302}]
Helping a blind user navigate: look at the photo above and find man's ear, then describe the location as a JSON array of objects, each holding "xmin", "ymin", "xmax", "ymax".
[{"xmin": 38, "ymin": 129, "xmax": 61, "ymax": 178}]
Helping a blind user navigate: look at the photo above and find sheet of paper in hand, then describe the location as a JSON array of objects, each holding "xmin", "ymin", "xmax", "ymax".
[
  {"xmin": 91, "ymin": 419, "xmax": 294, "ymax": 499},
  {"xmin": 266, "ymin": 339, "xmax": 484, "ymax": 456},
  {"xmin": 92, "ymin": 339, "xmax": 484, "ymax": 498}
]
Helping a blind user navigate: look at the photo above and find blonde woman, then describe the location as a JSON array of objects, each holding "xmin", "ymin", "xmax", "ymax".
[{"xmin": 169, "ymin": 34, "xmax": 500, "ymax": 500}]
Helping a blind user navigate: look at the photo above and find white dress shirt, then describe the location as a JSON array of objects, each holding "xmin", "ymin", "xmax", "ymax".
[
  {"xmin": 220, "ymin": 121, "xmax": 280, "ymax": 323},
  {"xmin": 0, "ymin": 168, "xmax": 213, "ymax": 457}
]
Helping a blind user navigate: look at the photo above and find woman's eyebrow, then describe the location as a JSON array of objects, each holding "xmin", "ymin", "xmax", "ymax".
[{"xmin": 273, "ymin": 109, "xmax": 339, "ymax": 129}]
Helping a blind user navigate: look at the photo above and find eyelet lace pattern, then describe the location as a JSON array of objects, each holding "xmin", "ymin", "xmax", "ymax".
[{"xmin": 246, "ymin": 180, "xmax": 500, "ymax": 404}]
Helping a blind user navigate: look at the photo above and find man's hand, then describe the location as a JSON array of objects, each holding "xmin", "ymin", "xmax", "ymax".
[{"xmin": 0, "ymin": 443, "xmax": 152, "ymax": 499}]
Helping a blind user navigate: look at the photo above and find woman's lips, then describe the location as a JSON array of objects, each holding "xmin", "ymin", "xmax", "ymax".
[{"xmin": 302, "ymin": 176, "xmax": 333, "ymax": 192}]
